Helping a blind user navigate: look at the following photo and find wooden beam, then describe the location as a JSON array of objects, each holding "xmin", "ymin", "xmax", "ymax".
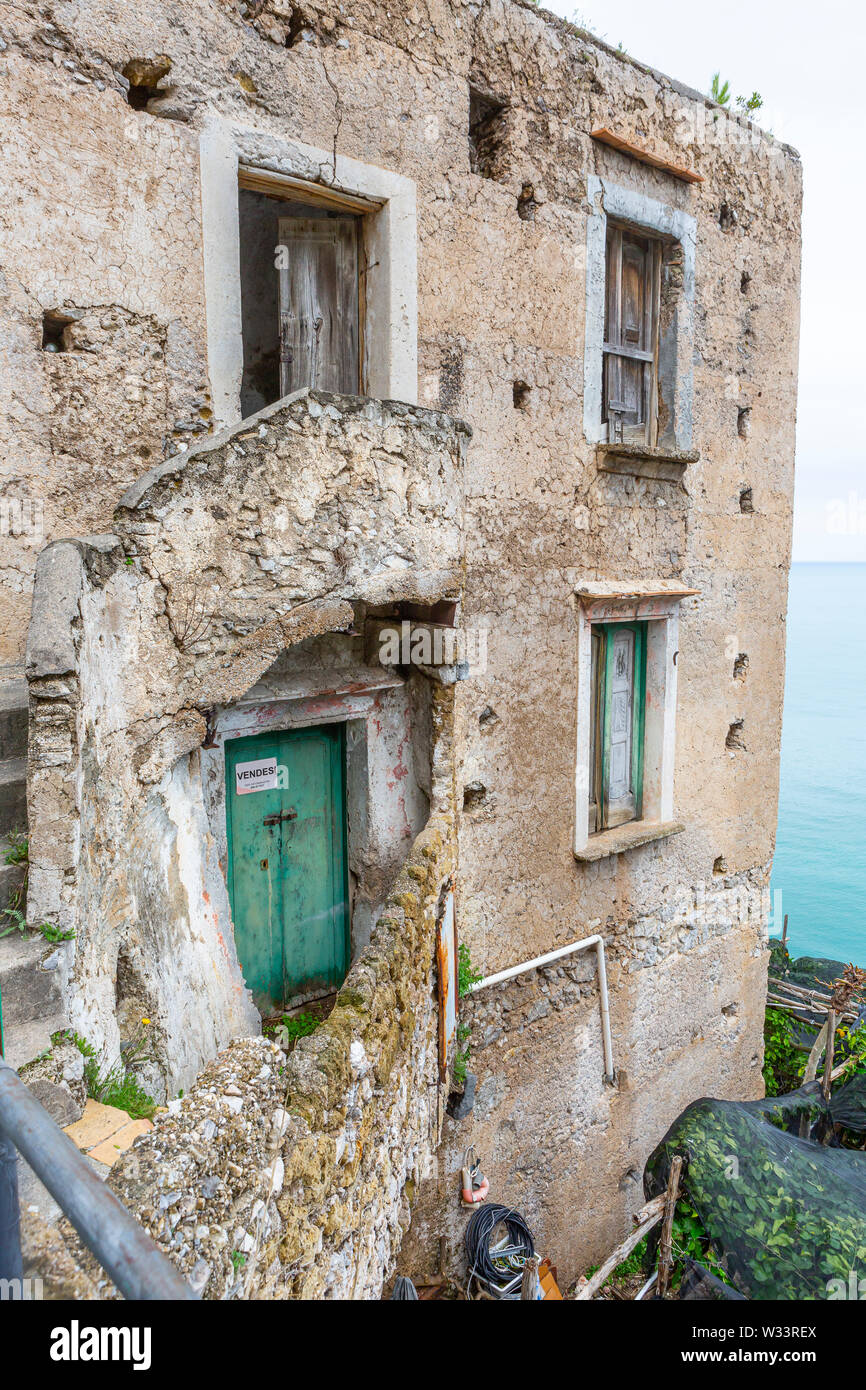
[
  {"xmin": 238, "ymin": 165, "xmax": 379, "ymax": 214},
  {"xmin": 591, "ymin": 128, "xmax": 704, "ymax": 184},
  {"xmin": 657, "ymin": 1155, "xmax": 683, "ymax": 1299}
]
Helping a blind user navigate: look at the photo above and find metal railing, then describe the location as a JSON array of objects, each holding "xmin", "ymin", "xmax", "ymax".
[{"xmin": 0, "ymin": 1057, "xmax": 196, "ymax": 1299}]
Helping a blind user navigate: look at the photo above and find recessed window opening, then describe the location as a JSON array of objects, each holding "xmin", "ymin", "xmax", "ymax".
[
  {"xmin": 468, "ymin": 86, "xmax": 507, "ymax": 179},
  {"xmin": 589, "ymin": 621, "xmax": 647, "ymax": 833},
  {"xmin": 238, "ymin": 181, "xmax": 362, "ymax": 418}
]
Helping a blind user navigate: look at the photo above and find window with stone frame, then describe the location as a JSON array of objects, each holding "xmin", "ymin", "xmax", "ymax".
[{"xmin": 602, "ymin": 224, "xmax": 662, "ymax": 446}]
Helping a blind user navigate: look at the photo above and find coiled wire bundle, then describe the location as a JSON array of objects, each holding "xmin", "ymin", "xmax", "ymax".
[{"xmin": 464, "ymin": 1203, "xmax": 535, "ymax": 1299}]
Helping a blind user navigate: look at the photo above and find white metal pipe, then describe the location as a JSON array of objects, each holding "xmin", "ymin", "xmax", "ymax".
[{"xmin": 469, "ymin": 933, "xmax": 615, "ymax": 1084}]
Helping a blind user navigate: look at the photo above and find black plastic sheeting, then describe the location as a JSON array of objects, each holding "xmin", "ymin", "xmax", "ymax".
[{"xmin": 645, "ymin": 1077, "xmax": 866, "ymax": 1300}]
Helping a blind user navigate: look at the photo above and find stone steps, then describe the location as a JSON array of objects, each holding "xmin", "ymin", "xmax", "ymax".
[
  {"xmin": 0, "ymin": 675, "xmax": 63, "ymax": 1072},
  {"xmin": 0, "ymin": 677, "xmax": 27, "ymax": 841},
  {"xmin": 0, "ymin": 757, "xmax": 27, "ymax": 839},
  {"xmin": 0, "ymin": 930, "xmax": 68, "ymax": 1069}
]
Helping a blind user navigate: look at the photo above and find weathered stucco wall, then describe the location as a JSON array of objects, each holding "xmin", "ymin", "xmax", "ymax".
[
  {"xmin": 4, "ymin": 0, "xmax": 802, "ymax": 1291},
  {"xmin": 25, "ymin": 390, "xmax": 467, "ymax": 1097}
]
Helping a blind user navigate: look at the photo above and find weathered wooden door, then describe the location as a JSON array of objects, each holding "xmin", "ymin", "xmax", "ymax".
[
  {"xmin": 225, "ymin": 724, "xmax": 349, "ymax": 1015},
  {"xmin": 277, "ymin": 216, "xmax": 360, "ymax": 397}
]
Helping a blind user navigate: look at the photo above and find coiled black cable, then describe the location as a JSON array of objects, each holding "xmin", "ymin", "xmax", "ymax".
[{"xmin": 464, "ymin": 1203, "xmax": 535, "ymax": 1299}]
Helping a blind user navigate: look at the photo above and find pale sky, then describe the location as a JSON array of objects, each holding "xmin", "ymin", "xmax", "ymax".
[{"xmin": 542, "ymin": 0, "xmax": 866, "ymax": 562}]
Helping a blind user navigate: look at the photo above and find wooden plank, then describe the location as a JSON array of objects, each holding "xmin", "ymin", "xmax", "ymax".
[
  {"xmin": 239, "ymin": 165, "xmax": 377, "ymax": 213},
  {"xmin": 591, "ymin": 128, "xmax": 704, "ymax": 184}
]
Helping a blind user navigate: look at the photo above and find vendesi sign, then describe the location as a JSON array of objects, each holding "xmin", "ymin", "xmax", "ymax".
[{"xmin": 235, "ymin": 758, "xmax": 279, "ymax": 794}]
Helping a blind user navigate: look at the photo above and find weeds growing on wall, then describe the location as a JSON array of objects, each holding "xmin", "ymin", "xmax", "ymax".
[
  {"xmin": 263, "ymin": 1011, "xmax": 319, "ymax": 1049},
  {"xmin": 68, "ymin": 1029, "xmax": 157, "ymax": 1120}
]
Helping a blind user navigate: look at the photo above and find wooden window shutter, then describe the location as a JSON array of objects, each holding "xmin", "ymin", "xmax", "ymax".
[
  {"xmin": 277, "ymin": 216, "xmax": 360, "ymax": 397},
  {"xmin": 590, "ymin": 622, "xmax": 647, "ymax": 833},
  {"xmin": 603, "ymin": 228, "xmax": 661, "ymax": 445}
]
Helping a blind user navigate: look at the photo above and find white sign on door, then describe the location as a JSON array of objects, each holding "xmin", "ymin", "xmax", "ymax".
[{"xmin": 235, "ymin": 758, "xmax": 278, "ymax": 795}]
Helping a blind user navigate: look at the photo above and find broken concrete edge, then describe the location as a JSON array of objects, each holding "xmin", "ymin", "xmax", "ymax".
[
  {"xmin": 24, "ymin": 535, "xmax": 126, "ymax": 679},
  {"xmin": 596, "ymin": 443, "xmax": 700, "ymax": 483},
  {"xmin": 573, "ymin": 820, "xmax": 686, "ymax": 862},
  {"xmin": 115, "ymin": 389, "xmax": 473, "ymax": 518}
]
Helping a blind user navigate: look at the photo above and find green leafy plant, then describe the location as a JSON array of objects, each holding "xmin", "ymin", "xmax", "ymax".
[
  {"xmin": 37, "ymin": 921, "xmax": 75, "ymax": 943},
  {"xmin": 231, "ymin": 1250, "xmax": 247, "ymax": 1272},
  {"xmin": 264, "ymin": 1010, "xmax": 319, "ymax": 1048},
  {"xmin": 736, "ymin": 91, "xmax": 763, "ymax": 115},
  {"xmin": 0, "ymin": 906, "xmax": 27, "ymax": 938},
  {"xmin": 69, "ymin": 1029, "xmax": 156, "ymax": 1120},
  {"xmin": 3, "ymin": 828, "xmax": 28, "ymax": 866},
  {"xmin": 457, "ymin": 942, "xmax": 482, "ymax": 998},
  {"xmin": 0, "ymin": 903, "xmax": 74, "ymax": 943},
  {"xmin": 762, "ymin": 1007, "xmax": 808, "ymax": 1096},
  {"xmin": 453, "ymin": 1047, "xmax": 469, "ymax": 1086},
  {"xmin": 709, "ymin": 72, "xmax": 731, "ymax": 106}
]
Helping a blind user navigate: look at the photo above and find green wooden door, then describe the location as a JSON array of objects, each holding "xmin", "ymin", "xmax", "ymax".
[{"xmin": 225, "ymin": 724, "xmax": 349, "ymax": 1015}]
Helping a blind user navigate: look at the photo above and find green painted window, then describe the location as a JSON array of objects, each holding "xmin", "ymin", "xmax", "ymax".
[{"xmin": 589, "ymin": 621, "xmax": 647, "ymax": 833}]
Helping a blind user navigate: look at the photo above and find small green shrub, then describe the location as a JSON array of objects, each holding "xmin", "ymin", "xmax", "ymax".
[
  {"xmin": 70, "ymin": 1031, "xmax": 156, "ymax": 1120},
  {"xmin": 263, "ymin": 1010, "xmax": 319, "ymax": 1048},
  {"xmin": 762, "ymin": 1007, "xmax": 808, "ymax": 1096},
  {"xmin": 457, "ymin": 942, "xmax": 482, "ymax": 998},
  {"xmin": 3, "ymin": 829, "xmax": 28, "ymax": 865}
]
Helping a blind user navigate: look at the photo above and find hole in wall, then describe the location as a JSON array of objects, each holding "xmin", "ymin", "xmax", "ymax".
[
  {"xmin": 478, "ymin": 705, "xmax": 499, "ymax": 727},
  {"xmin": 122, "ymin": 55, "xmax": 172, "ymax": 109},
  {"xmin": 737, "ymin": 406, "xmax": 751, "ymax": 439},
  {"xmin": 713, "ymin": 855, "xmax": 728, "ymax": 875},
  {"xmin": 719, "ymin": 201, "xmax": 738, "ymax": 232},
  {"xmin": 512, "ymin": 380, "xmax": 531, "ymax": 411},
  {"xmin": 722, "ymin": 1002, "xmax": 739, "ymax": 1017},
  {"xmin": 468, "ymin": 85, "xmax": 507, "ymax": 178},
  {"xmin": 733, "ymin": 652, "xmax": 749, "ymax": 680},
  {"xmin": 285, "ymin": 8, "xmax": 315, "ymax": 46},
  {"xmin": 516, "ymin": 182, "xmax": 538, "ymax": 221},
  {"xmin": 462, "ymin": 781, "xmax": 487, "ymax": 811},
  {"xmin": 740, "ymin": 269, "xmax": 752, "ymax": 294},
  {"xmin": 725, "ymin": 720, "xmax": 746, "ymax": 751},
  {"xmin": 41, "ymin": 311, "xmax": 71, "ymax": 353},
  {"xmin": 739, "ymin": 486, "xmax": 754, "ymax": 513}
]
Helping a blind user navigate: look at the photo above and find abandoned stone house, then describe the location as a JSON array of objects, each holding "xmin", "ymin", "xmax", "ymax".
[{"xmin": 0, "ymin": 0, "xmax": 801, "ymax": 1297}]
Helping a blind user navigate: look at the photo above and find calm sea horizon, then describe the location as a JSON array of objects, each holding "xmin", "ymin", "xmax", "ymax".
[{"xmin": 771, "ymin": 561, "xmax": 866, "ymax": 964}]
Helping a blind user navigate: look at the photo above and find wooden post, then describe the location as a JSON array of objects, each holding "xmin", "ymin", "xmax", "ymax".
[
  {"xmin": 822, "ymin": 1009, "xmax": 837, "ymax": 1102},
  {"xmin": 656, "ymin": 1154, "xmax": 683, "ymax": 1299},
  {"xmin": 782, "ymin": 914, "xmax": 789, "ymax": 946}
]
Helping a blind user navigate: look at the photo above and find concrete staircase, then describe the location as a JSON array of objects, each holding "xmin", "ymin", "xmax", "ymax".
[{"xmin": 0, "ymin": 676, "xmax": 68, "ymax": 1071}]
